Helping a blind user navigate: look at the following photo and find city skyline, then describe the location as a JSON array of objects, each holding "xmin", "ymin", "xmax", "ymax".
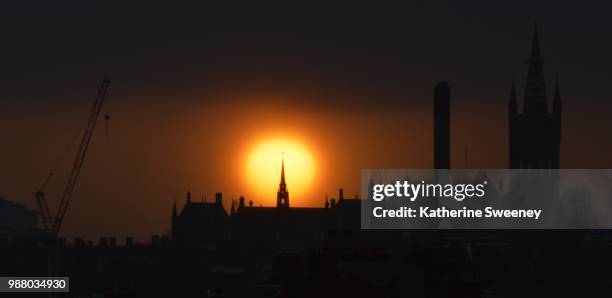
[
  {"xmin": 3, "ymin": 3, "xmax": 612, "ymax": 297},
  {"xmin": 2, "ymin": 2, "xmax": 612, "ymax": 240}
]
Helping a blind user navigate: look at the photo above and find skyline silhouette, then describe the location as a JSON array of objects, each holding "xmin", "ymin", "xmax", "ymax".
[
  {"xmin": 1, "ymin": 3, "xmax": 612, "ymax": 241},
  {"xmin": 1, "ymin": 3, "xmax": 612, "ymax": 295},
  {"xmin": 0, "ymin": 24, "xmax": 594, "ymax": 242}
]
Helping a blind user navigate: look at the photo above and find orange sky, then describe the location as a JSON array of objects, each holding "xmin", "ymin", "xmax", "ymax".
[
  {"xmin": 2, "ymin": 3, "xmax": 612, "ymax": 242},
  {"xmin": 1, "ymin": 84, "xmax": 612, "ymax": 241}
]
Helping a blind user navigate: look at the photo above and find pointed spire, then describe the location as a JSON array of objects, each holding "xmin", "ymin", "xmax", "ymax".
[
  {"xmin": 529, "ymin": 21, "xmax": 542, "ymax": 63},
  {"xmin": 523, "ymin": 22, "xmax": 548, "ymax": 114},
  {"xmin": 280, "ymin": 155, "xmax": 286, "ymax": 188},
  {"xmin": 553, "ymin": 73, "xmax": 562, "ymax": 113},
  {"xmin": 277, "ymin": 154, "xmax": 289, "ymax": 208},
  {"xmin": 230, "ymin": 199, "xmax": 236, "ymax": 216},
  {"xmin": 325, "ymin": 194, "xmax": 329, "ymax": 209}
]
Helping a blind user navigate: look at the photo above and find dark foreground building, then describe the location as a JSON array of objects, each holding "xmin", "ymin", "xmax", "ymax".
[
  {"xmin": 171, "ymin": 159, "xmax": 361, "ymax": 249},
  {"xmin": 0, "ymin": 196, "xmax": 38, "ymax": 242}
]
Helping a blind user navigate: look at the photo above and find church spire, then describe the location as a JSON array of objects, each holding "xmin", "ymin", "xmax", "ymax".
[
  {"xmin": 277, "ymin": 156, "xmax": 289, "ymax": 208},
  {"xmin": 280, "ymin": 155, "xmax": 286, "ymax": 189},
  {"xmin": 529, "ymin": 22, "xmax": 542, "ymax": 64},
  {"xmin": 508, "ymin": 23, "xmax": 561, "ymax": 170},
  {"xmin": 523, "ymin": 22, "xmax": 548, "ymax": 115}
]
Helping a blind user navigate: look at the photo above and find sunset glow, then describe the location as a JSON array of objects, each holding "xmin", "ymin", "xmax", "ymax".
[{"xmin": 245, "ymin": 138, "xmax": 316, "ymax": 205}]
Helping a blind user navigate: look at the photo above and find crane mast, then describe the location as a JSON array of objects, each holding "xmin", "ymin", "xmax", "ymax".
[{"xmin": 35, "ymin": 78, "xmax": 111, "ymax": 237}]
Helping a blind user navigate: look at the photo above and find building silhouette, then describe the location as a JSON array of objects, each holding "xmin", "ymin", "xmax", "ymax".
[
  {"xmin": 171, "ymin": 160, "xmax": 360, "ymax": 248},
  {"xmin": 0, "ymin": 197, "xmax": 38, "ymax": 241},
  {"xmin": 171, "ymin": 191, "xmax": 228, "ymax": 245},
  {"xmin": 509, "ymin": 24, "xmax": 562, "ymax": 169}
]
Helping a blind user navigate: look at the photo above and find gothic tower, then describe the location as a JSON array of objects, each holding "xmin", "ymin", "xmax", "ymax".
[
  {"xmin": 277, "ymin": 159, "xmax": 290, "ymax": 208},
  {"xmin": 509, "ymin": 24, "xmax": 562, "ymax": 169}
]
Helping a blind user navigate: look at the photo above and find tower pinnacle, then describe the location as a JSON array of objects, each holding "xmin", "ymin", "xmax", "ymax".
[
  {"xmin": 508, "ymin": 24, "xmax": 561, "ymax": 169},
  {"xmin": 523, "ymin": 22, "xmax": 548, "ymax": 115},
  {"xmin": 280, "ymin": 155, "xmax": 286, "ymax": 189},
  {"xmin": 277, "ymin": 156, "xmax": 289, "ymax": 208},
  {"xmin": 529, "ymin": 21, "xmax": 542, "ymax": 64}
]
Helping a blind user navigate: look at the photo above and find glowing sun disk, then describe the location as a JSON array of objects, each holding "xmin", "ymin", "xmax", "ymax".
[{"xmin": 245, "ymin": 139, "xmax": 316, "ymax": 205}]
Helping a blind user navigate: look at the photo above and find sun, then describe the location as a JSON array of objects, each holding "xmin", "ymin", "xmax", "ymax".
[{"xmin": 245, "ymin": 138, "xmax": 316, "ymax": 206}]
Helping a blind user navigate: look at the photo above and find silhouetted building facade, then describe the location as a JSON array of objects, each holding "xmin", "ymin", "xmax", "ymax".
[
  {"xmin": 171, "ymin": 191, "xmax": 228, "ymax": 246},
  {"xmin": 171, "ymin": 161, "xmax": 360, "ymax": 249},
  {"xmin": 0, "ymin": 197, "xmax": 38, "ymax": 241},
  {"xmin": 509, "ymin": 25, "xmax": 562, "ymax": 169}
]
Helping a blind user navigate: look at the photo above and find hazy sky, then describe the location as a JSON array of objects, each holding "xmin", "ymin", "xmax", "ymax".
[{"xmin": 1, "ymin": 1, "xmax": 611, "ymax": 240}]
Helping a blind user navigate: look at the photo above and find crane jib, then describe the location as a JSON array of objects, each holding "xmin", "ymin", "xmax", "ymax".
[{"xmin": 35, "ymin": 78, "xmax": 111, "ymax": 237}]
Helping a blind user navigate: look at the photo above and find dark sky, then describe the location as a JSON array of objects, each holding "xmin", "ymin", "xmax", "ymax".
[
  {"xmin": 2, "ymin": 1, "xmax": 611, "ymax": 104},
  {"xmin": 1, "ymin": 1, "xmax": 611, "ymax": 240}
]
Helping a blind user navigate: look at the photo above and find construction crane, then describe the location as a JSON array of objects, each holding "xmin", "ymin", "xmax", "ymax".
[{"xmin": 35, "ymin": 78, "xmax": 111, "ymax": 237}]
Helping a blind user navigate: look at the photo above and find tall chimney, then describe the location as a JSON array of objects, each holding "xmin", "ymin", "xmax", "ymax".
[{"xmin": 434, "ymin": 82, "xmax": 451, "ymax": 169}]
